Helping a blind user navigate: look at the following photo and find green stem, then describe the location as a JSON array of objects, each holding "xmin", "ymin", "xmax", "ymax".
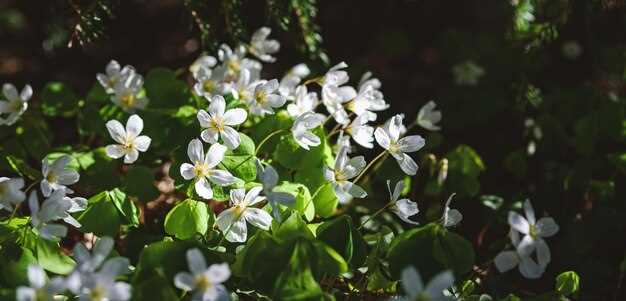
[
  {"xmin": 354, "ymin": 150, "xmax": 388, "ymax": 184},
  {"xmin": 358, "ymin": 201, "xmax": 395, "ymax": 230},
  {"xmin": 255, "ymin": 129, "xmax": 286, "ymax": 155}
]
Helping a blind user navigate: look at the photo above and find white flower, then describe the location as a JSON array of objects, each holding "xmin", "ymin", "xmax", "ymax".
[
  {"xmin": 279, "ymin": 64, "xmax": 310, "ymax": 98},
  {"xmin": 256, "ymin": 160, "xmax": 295, "ymax": 221},
  {"xmin": 291, "ymin": 112, "xmax": 325, "ymax": 150},
  {"xmin": 71, "ymin": 257, "xmax": 131, "ymax": 301},
  {"xmin": 324, "ymin": 146, "xmax": 367, "ymax": 204},
  {"xmin": 321, "ymin": 62, "xmax": 349, "ymax": 87},
  {"xmin": 452, "ymin": 60, "xmax": 485, "ymax": 86},
  {"xmin": 97, "ymin": 60, "xmax": 136, "ymax": 94},
  {"xmin": 416, "ymin": 101, "xmax": 442, "ymax": 131},
  {"xmin": 287, "ymin": 85, "xmax": 319, "ymax": 118},
  {"xmin": 374, "ymin": 114, "xmax": 425, "ymax": 176},
  {"xmin": 179, "ymin": 139, "xmax": 238, "ymax": 200},
  {"xmin": 41, "ymin": 155, "xmax": 80, "ymax": 197},
  {"xmin": 193, "ymin": 66, "xmax": 228, "ymax": 99},
  {"xmin": 347, "ymin": 75, "xmax": 388, "ymax": 121},
  {"xmin": 508, "ymin": 199, "xmax": 558, "ymax": 262},
  {"xmin": 27, "ymin": 191, "xmax": 70, "ymax": 241},
  {"xmin": 174, "ymin": 249, "xmax": 231, "ymax": 301},
  {"xmin": 189, "ymin": 55, "xmax": 218, "ymax": 76},
  {"xmin": 321, "ymin": 84, "xmax": 355, "ymax": 125},
  {"xmin": 111, "ymin": 73, "xmax": 148, "ymax": 112},
  {"xmin": 248, "ymin": 79, "xmax": 286, "ymax": 116},
  {"xmin": 387, "ymin": 180, "xmax": 419, "ymax": 225},
  {"xmin": 343, "ymin": 114, "xmax": 374, "ymax": 148},
  {"xmin": 441, "ymin": 194, "xmax": 462, "ymax": 228},
  {"xmin": 16, "ymin": 264, "xmax": 65, "ymax": 301},
  {"xmin": 248, "ymin": 27, "xmax": 280, "ymax": 63},
  {"xmin": 0, "ymin": 177, "xmax": 26, "ymax": 212},
  {"xmin": 216, "ymin": 186, "xmax": 272, "ymax": 243},
  {"xmin": 334, "ymin": 131, "xmax": 352, "ymax": 154},
  {"xmin": 197, "ymin": 95, "xmax": 248, "ymax": 149},
  {"xmin": 227, "ymin": 68, "xmax": 255, "ymax": 102},
  {"xmin": 218, "ymin": 44, "xmax": 261, "ymax": 81},
  {"xmin": 105, "ymin": 114, "xmax": 151, "ymax": 164},
  {"xmin": 494, "ymin": 230, "xmax": 546, "ymax": 279},
  {"xmin": 0, "ymin": 83, "xmax": 32, "ymax": 126},
  {"xmin": 396, "ymin": 267, "xmax": 455, "ymax": 301},
  {"xmin": 72, "ymin": 237, "xmax": 115, "ymax": 274}
]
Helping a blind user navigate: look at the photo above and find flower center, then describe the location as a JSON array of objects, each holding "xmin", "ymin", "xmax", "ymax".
[
  {"xmin": 203, "ymin": 79, "xmax": 216, "ymax": 93},
  {"xmin": 210, "ymin": 116, "xmax": 225, "ymax": 132},
  {"xmin": 335, "ymin": 170, "xmax": 347, "ymax": 182},
  {"xmin": 46, "ymin": 172, "xmax": 57, "ymax": 184},
  {"xmin": 10, "ymin": 99, "xmax": 23, "ymax": 111},
  {"xmin": 193, "ymin": 162, "xmax": 210, "ymax": 177},
  {"xmin": 529, "ymin": 224, "xmax": 538, "ymax": 239},
  {"xmin": 227, "ymin": 59, "xmax": 241, "ymax": 73},
  {"xmin": 195, "ymin": 275, "xmax": 213, "ymax": 291},
  {"xmin": 89, "ymin": 285, "xmax": 106, "ymax": 301},
  {"xmin": 255, "ymin": 90, "xmax": 268, "ymax": 104},
  {"xmin": 121, "ymin": 93, "xmax": 136, "ymax": 107},
  {"xmin": 344, "ymin": 99, "xmax": 356, "ymax": 111}
]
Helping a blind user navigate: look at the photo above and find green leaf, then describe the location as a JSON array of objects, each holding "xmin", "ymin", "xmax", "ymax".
[
  {"xmin": 164, "ymin": 199, "xmax": 211, "ymax": 240},
  {"xmin": 316, "ymin": 215, "xmax": 367, "ymax": 268},
  {"xmin": 432, "ymin": 228, "xmax": 475, "ymax": 276},
  {"xmin": 233, "ymin": 231, "xmax": 290, "ymax": 293},
  {"xmin": 0, "ymin": 246, "xmax": 36, "ymax": 288},
  {"xmin": 273, "ymin": 211, "xmax": 314, "ymax": 243},
  {"xmin": 35, "ymin": 237, "xmax": 75, "ymax": 274},
  {"xmin": 555, "ymin": 271, "xmax": 580, "ymax": 297},
  {"xmin": 4, "ymin": 155, "xmax": 39, "ymax": 180},
  {"xmin": 273, "ymin": 240, "xmax": 323, "ymax": 300},
  {"xmin": 109, "ymin": 188, "xmax": 140, "ymax": 226},
  {"xmin": 75, "ymin": 191, "xmax": 123, "ymax": 236},
  {"xmin": 273, "ymin": 182, "xmax": 314, "ymax": 221},
  {"xmin": 250, "ymin": 110, "xmax": 293, "ymax": 154},
  {"xmin": 125, "ymin": 166, "xmax": 159, "ymax": 201},
  {"xmin": 387, "ymin": 223, "xmax": 445, "ymax": 281},
  {"xmin": 273, "ymin": 128, "xmax": 328, "ymax": 171},
  {"xmin": 131, "ymin": 273, "xmax": 179, "ymax": 301},
  {"xmin": 311, "ymin": 183, "xmax": 338, "ymax": 218},
  {"xmin": 144, "ymin": 68, "xmax": 191, "ymax": 109},
  {"xmin": 446, "ymin": 145, "xmax": 485, "ymax": 197},
  {"xmin": 221, "ymin": 133, "xmax": 257, "ymax": 182},
  {"xmin": 40, "ymin": 82, "xmax": 79, "ymax": 117}
]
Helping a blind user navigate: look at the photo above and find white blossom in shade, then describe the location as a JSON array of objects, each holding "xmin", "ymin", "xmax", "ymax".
[
  {"xmin": 197, "ymin": 95, "xmax": 248, "ymax": 149},
  {"xmin": 41, "ymin": 155, "xmax": 80, "ymax": 197},
  {"xmin": 291, "ymin": 112, "xmax": 325, "ymax": 150},
  {"xmin": 321, "ymin": 62, "xmax": 349, "ymax": 87},
  {"xmin": 0, "ymin": 177, "xmax": 26, "ymax": 212},
  {"xmin": 16, "ymin": 264, "xmax": 65, "ymax": 301},
  {"xmin": 248, "ymin": 79, "xmax": 286, "ymax": 116},
  {"xmin": 508, "ymin": 199, "xmax": 559, "ymax": 262},
  {"xmin": 562, "ymin": 40, "xmax": 582, "ymax": 60},
  {"xmin": 287, "ymin": 85, "xmax": 319, "ymax": 118},
  {"xmin": 215, "ymin": 186, "xmax": 272, "ymax": 243},
  {"xmin": 105, "ymin": 114, "xmax": 151, "ymax": 164},
  {"xmin": 72, "ymin": 237, "xmax": 115, "ymax": 274},
  {"xmin": 227, "ymin": 68, "xmax": 255, "ymax": 102},
  {"xmin": 217, "ymin": 44, "xmax": 261, "ymax": 81},
  {"xmin": 343, "ymin": 114, "xmax": 374, "ymax": 149},
  {"xmin": 279, "ymin": 63, "xmax": 310, "ymax": 98},
  {"xmin": 27, "ymin": 191, "xmax": 70, "ymax": 241},
  {"xmin": 387, "ymin": 180, "xmax": 419, "ymax": 225},
  {"xmin": 334, "ymin": 131, "xmax": 353, "ymax": 154},
  {"xmin": 179, "ymin": 139, "xmax": 238, "ymax": 200},
  {"xmin": 396, "ymin": 266, "xmax": 455, "ymax": 301},
  {"xmin": 174, "ymin": 249, "xmax": 231, "ymax": 301},
  {"xmin": 321, "ymin": 84, "xmax": 355, "ymax": 125},
  {"xmin": 256, "ymin": 160, "xmax": 295, "ymax": 221},
  {"xmin": 97, "ymin": 60, "xmax": 136, "ymax": 94},
  {"xmin": 248, "ymin": 27, "xmax": 280, "ymax": 63},
  {"xmin": 111, "ymin": 73, "xmax": 148, "ymax": 112},
  {"xmin": 416, "ymin": 100, "xmax": 442, "ymax": 131},
  {"xmin": 441, "ymin": 193, "xmax": 462, "ymax": 228},
  {"xmin": 0, "ymin": 83, "xmax": 32, "ymax": 126},
  {"xmin": 193, "ymin": 66, "xmax": 228, "ymax": 99},
  {"xmin": 189, "ymin": 54, "xmax": 218, "ymax": 76},
  {"xmin": 374, "ymin": 114, "xmax": 426, "ymax": 176},
  {"xmin": 452, "ymin": 60, "xmax": 485, "ymax": 86},
  {"xmin": 70, "ymin": 257, "xmax": 131, "ymax": 301},
  {"xmin": 494, "ymin": 230, "xmax": 545, "ymax": 279},
  {"xmin": 324, "ymin": 146, "xmax": 367, "ymax": 204}
]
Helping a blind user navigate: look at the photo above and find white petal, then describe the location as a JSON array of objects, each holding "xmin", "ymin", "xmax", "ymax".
[
  {"xmin": 123, "ymin": 149, "xmax": 139, "ymax": 164},
  {"xmin": 180, "ymin": 163, "xmax": 196, "ymax": 180},
  {"xmin": 20, "ymin": 85, "xmax": 33, "ymax": 101},
  {"xmin": 508, "ymin": 212, "xmax": 530, "ymax": 234},
  {"xmin": 106, "ymin": 120, "xmax": 127, "ymax": 144},
  {"xmin": 100, "ymin": 257, "xmax": 130, "ymax": 279},
  {"xmin": 535, "ymin": 238, "xmax": 551, "ymax": 267},
  {"xmin": 223, "ymin": 108, "xmax": 247, "ymax": 126},
  {"xmin": 523, "ymin": 199, "xmax": 536, "ymax": 225},
  {"xmin": 216, "ymin": 209, "xmax": 247, "ymax": 243},
  {"xmin": 374, "ymin": 127, "xmax": 391, "ymax": 150},
  {"xmin": 207, "ymin": 263, "xmax": 231, "ymax": 284},
  {"xmin": 16, "ymin": 287, "xmax": 36, "ymax": 301},
  {"xmin": 106, "ymin": 145, "xmax": 126, "ymax": 159},
  {"xmin": 174, "ymin": 272, "xmax": 195, "ymax": 291},
  {"xmin": 201, "ymin": 128, "xmax": 220, "ymax": 144},
  {"xmin": 108, "ymin": 282, "xmax": 131, "ymax": 301},
  {"xmin": 40, "ymin": 224, "xmax": 68, "ymax": 240},
  {"xmin": 518, "ymin": 256, "xmax": 544, "ymax": 279},
  {"xmin": 187, "ymin": 139, "xmax": 205, "ymax": 163},
  {"xmin": 244, "ymin": 208, "xmax": 272, "ymax": 231},
  {"xmin": 56, "ymin": 169, "xmax": 79, "ymax": 185},
  {"xmin": 208, "ymin": 169, "xmax": 237, "ymax": 186},
  {"xmin": 443, "ymin": 209, "xmax": 463, "ymax": 227},
  {"xmin": 125, "ymin": 114, "xmax": 143, "ymax": 138},
  {"xmin": 536, "ymin": 217, "xmax": 559, "ymax": 238},
  {"xmin": 244, "ymin": 186, "xmax": 264, "ymax": 206},
  {"xmin": 3, "ymin": 83, "xmax": 18, "ymax": 101},
  {"xmin": 397, "ymin": 135, "xmax": 426, "ymax": 153},
  {"xmin": 186, "ymin": 248, "xmax": 207, "ymax": 275},
  {"xmin": 334, "ymin": 146, "xmax": 349, "ymax": 171},
  {"xmin": 205, "ymin": 143, "xmax": 227, "ymax": 168},
  {"xmin": 195, "ymin": 177, "xmax": 213, "ymax": 199},
  {"xmin": 401, "ymin": 266, "xmax": 423, "ymax": 298},
  {"xmin": 348, "ymin": 183, "xmax": 367, "ymax": 199},
  {"xmin": 494, "ymin": 251, "xmax": 519, "ymax": 273},
  {"xmin": 516, "ymin": 235, "xmax": 535, "ymax": 257},
  {"xmin": 197, "ymin": 110, "xmax": 212, "ymax": 128},
  {"xmin": 424, "ymin": 270, "xmax": 455, "ymax": 298},
  {"xmin": 134, "ymin": 136, "xmax": 151, "ymax": 152},
  {"xmin": 209, "ymin": 95, "xmax": 226, "ymax": 117},
  {"xmin": 221, "ymin": 126, "xmax": 241, "ymax": 149},
  {"xmin": 397, "ymin": 153, "xmax": 418, "ymax": 176},
  {"xmin": 27, "ymin": 264, "xmax": 46, "ymax": 288}
]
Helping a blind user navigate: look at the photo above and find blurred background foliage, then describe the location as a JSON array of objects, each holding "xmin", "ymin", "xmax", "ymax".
[{"xmin": 0, "ymin": 0, "xmax": 625, "ymax": 299}]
